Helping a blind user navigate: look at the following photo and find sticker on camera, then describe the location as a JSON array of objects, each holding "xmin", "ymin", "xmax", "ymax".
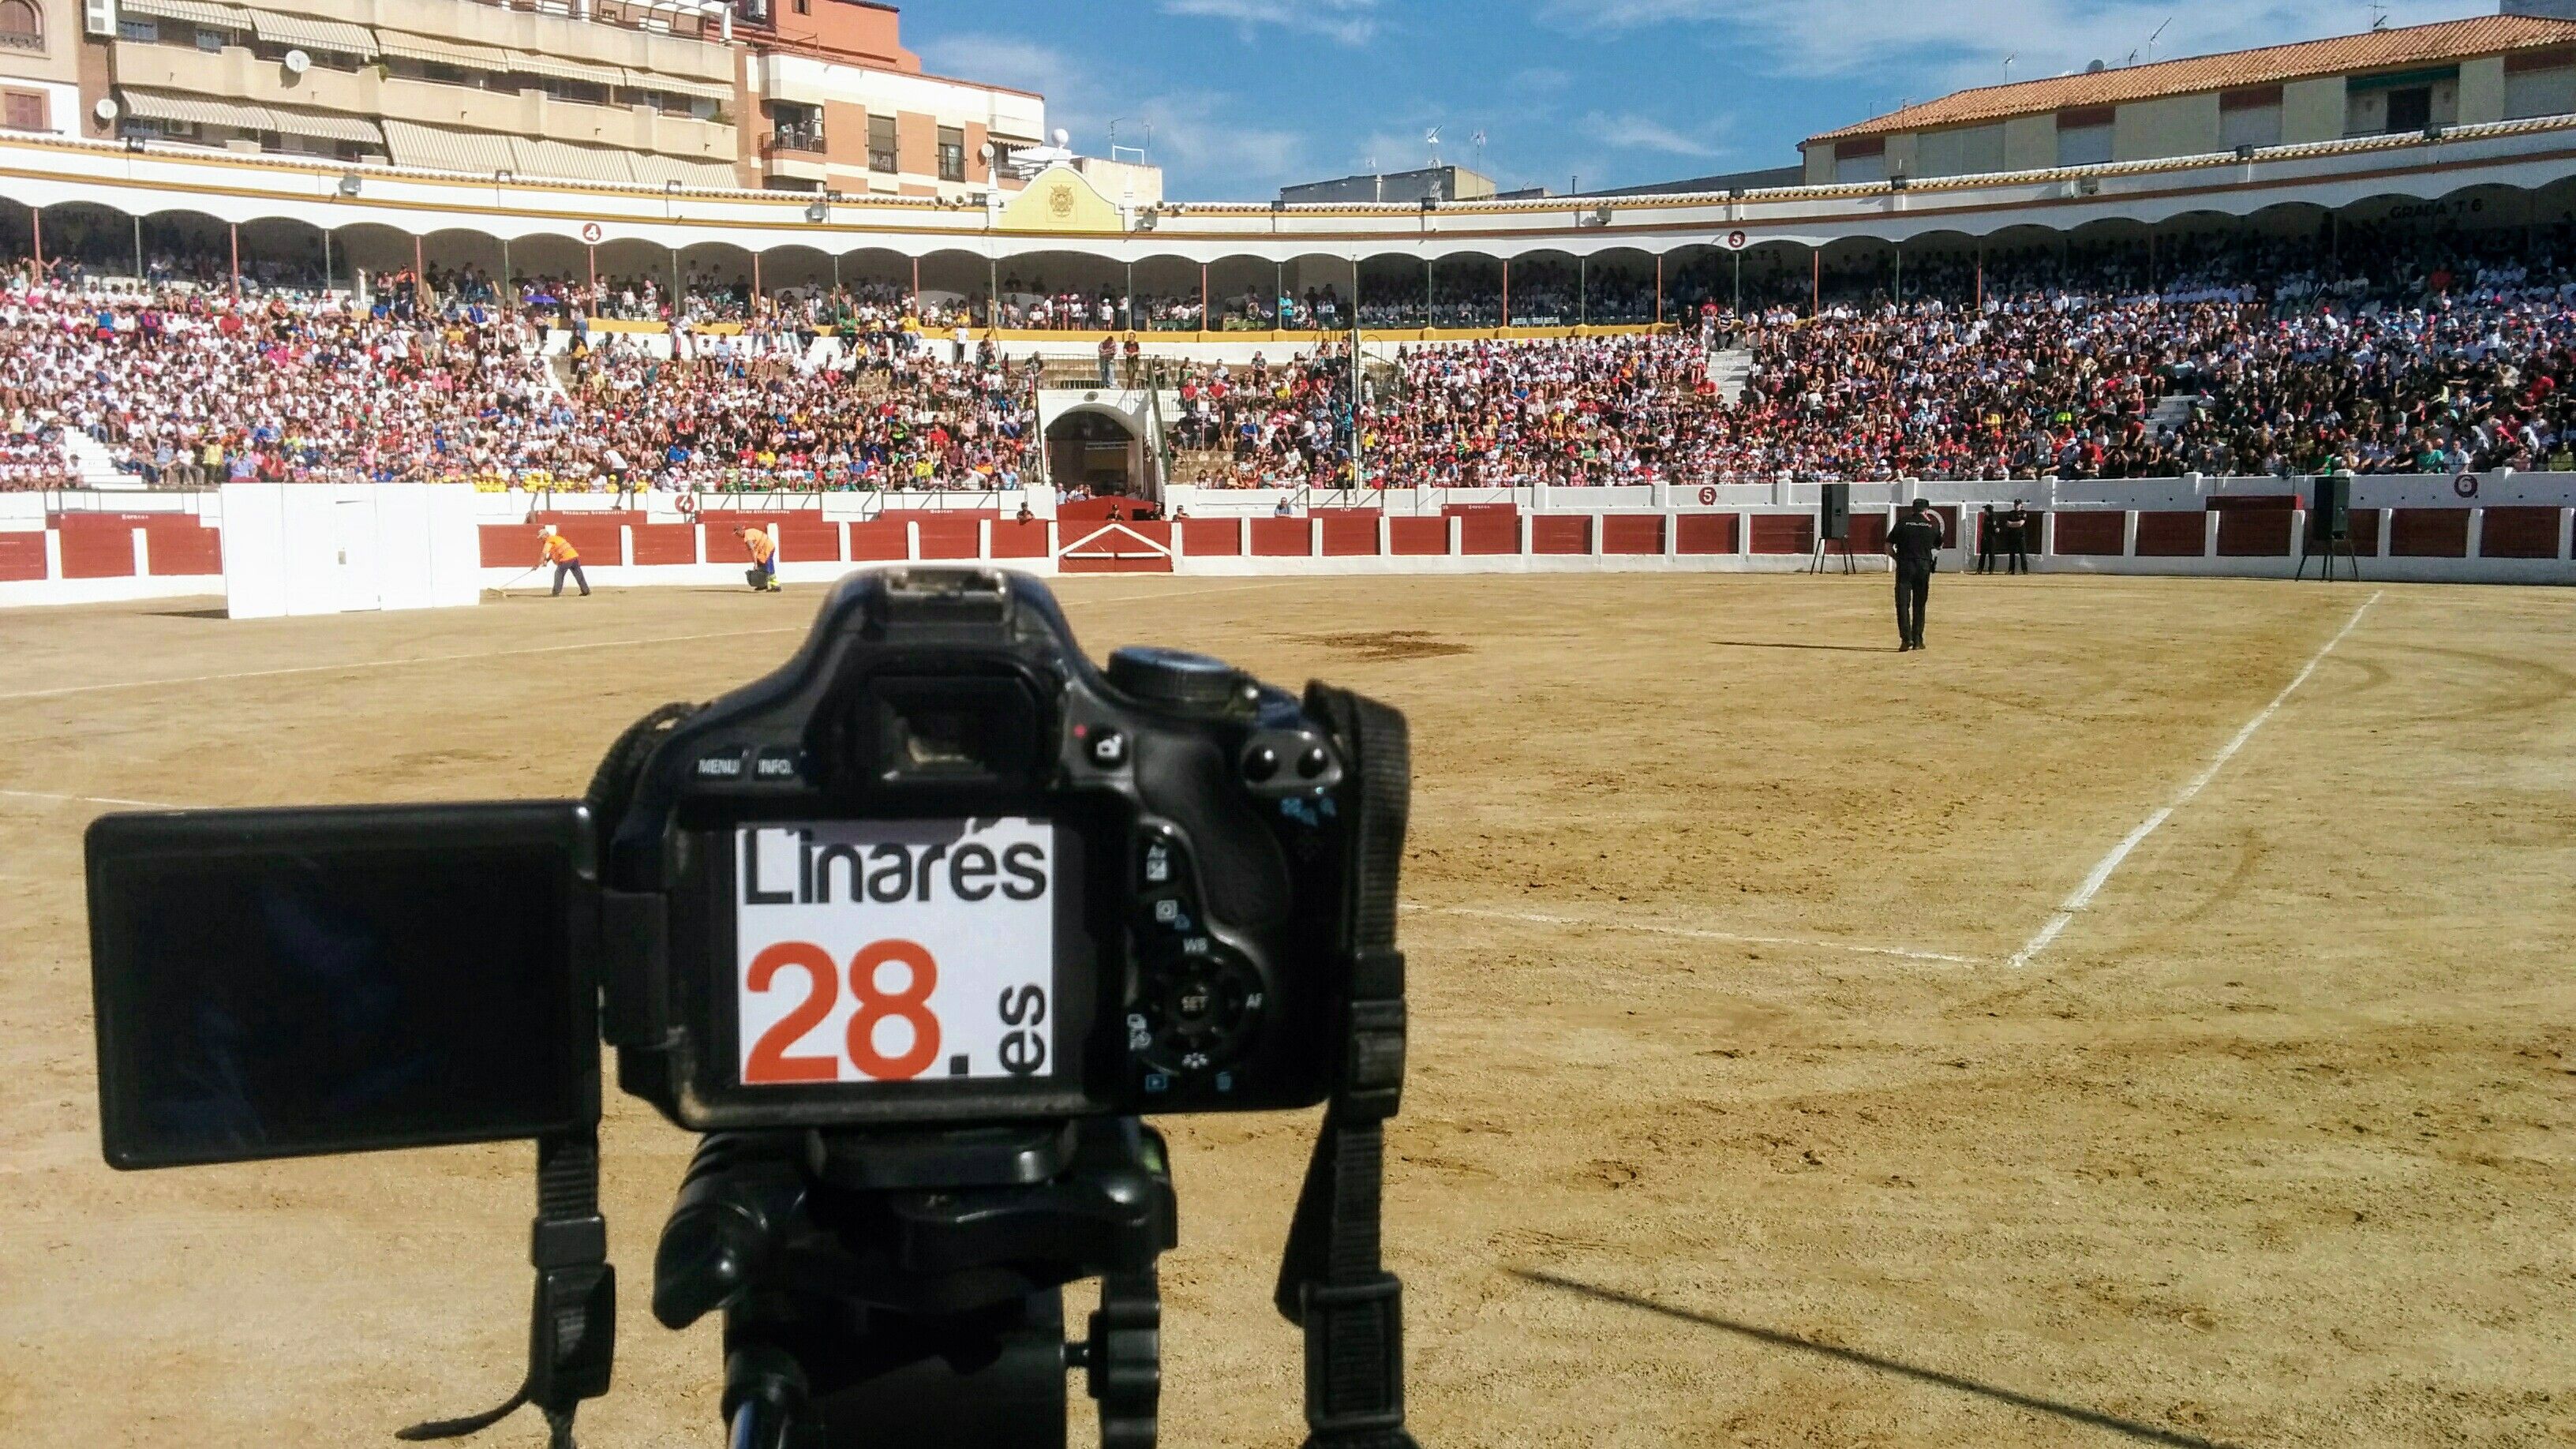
[{"xmin": 735, "ymin": 819, "xmax": 1055, "ymax": 1086}]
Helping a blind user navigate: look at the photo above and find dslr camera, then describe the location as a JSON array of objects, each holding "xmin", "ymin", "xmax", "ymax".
[{"xmin": 87, "ymin": 568, "xmax": 1417, "ymax": 1449}]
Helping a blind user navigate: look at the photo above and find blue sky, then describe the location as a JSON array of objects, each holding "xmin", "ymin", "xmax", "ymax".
[{"xmin": 910, "ymin": 0, "xmax": 2484, "ymax": 200}]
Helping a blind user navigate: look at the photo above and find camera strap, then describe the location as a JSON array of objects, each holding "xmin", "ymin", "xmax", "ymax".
[
  {"xmin": 397, "ymin": 1132, "xmax": 616, "ymax": 1449},
  {"xmin": 1278, "ymin": 688, "xmax": 1417, "ymax": 1449}
]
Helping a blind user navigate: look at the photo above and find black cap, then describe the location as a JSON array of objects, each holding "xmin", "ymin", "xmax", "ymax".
[{"xmin": 1912, "ymin": 498, "xmax": 1932, "ymax": 510}]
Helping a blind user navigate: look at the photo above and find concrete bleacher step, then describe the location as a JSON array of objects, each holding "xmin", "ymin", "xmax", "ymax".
[
  {"xmin": 61, "ymin": 428, "xmax": 141, "ymax": 490},
  {"xmin": 1709, "ymin": 348, "xmax": 1754, "ymax": 406},
  {"xmin": 2148, "ymin": 392, "xmax": 2205, "ymax": 436}
]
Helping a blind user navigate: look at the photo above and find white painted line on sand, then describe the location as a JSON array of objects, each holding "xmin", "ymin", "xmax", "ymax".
[
  {"xmin": 1413, "ymin": 904, "xmax": 1982, "ymax": 966},
  {"xmin": 2008, "ymin": 590, "xmax": 2383, "ymax": 969},
  {"xmin": 0, "ymin": 788, "xmax": 182, "ymax": 809}
]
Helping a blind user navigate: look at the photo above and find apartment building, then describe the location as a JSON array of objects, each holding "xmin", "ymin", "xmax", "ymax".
[
  {"xmin": 0, "ymin": 0, "xmax": 90, "ymax": 139},
  {"xmin": 736, "ymin": 0, "xmax": 1043, "ymax": 197},
  {"xmin": 1803, "ymin": 11, "xmax": 2576, "ymax": 185}
]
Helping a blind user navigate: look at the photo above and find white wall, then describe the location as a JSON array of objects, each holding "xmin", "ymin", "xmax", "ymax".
[{"xmin": 221, "ymin": 483, "xmax": 480, "ymax": 619}]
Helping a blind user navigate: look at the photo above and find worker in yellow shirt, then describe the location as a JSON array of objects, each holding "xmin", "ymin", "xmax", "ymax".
[
  {"xmin": 537, "ymin": 524, "xmax": 590, "ymax": 597},
  {"xmin": 735, "ymin": 524, "xmax": 781, "ymax": 593}
]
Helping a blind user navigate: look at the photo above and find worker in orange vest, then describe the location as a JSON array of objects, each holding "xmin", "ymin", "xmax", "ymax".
[
  {"xmin": 537, "ymin": 524, "xmax": 590, "ymax": 597},
  {"xmin": 736, "ymin": 524, "xmax": 781, "ymax": 593}
]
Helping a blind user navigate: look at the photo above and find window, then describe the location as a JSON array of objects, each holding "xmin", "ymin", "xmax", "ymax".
[
  {"xmin": 2056, "ymin": 107, "xmax": 2115, "ymax": 167},
  {"xmin": 868, "ymin": 113, "xmax": 897, "ymax": 173},
  {"xmin": 2385, "ymin": 86, "xmax": 2432, "ymax": 133},
  {"xmin": 0, "ymin": 0, "xmax": 39, "ymax": 50},
  {"xmin": 1830, "ymin": 136, "xmax": 1884, "ymax": 185},
  {"xmin": 990, "ymin": 140, "xmax": 1015, "ymax": 176},
  {"xmin": 791, "ymin": 0, "xmax": 807, "ymax": 13},
  {"xmin": 2, "ymin": 89, "xmax": 44, "ymax": 131},
  {"xmin": 2505, "ymin": 48, "xmax": 2576, "ymax": 120},
  {"xmin": 2219, "ymin": 85, "xmax": 2282, "ymax": 151},
  {"xmin": 938, "ymin": 124, "xmax": 964, "ymax": 182},
  {"xmin": 1915, "ymin": 122, "xmax": 2002, "ymax": 178},
  {"xmin": 116, "ymin": 14, "xmax": 153, "ymax": 40},
  {"xmin": 193, "ymin": 24, "xmax": 222, "ymax": 50}
]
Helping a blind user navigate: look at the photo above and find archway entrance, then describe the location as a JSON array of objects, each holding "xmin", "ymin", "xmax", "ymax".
[{"xmin": 1046, "ymin": 409, "xmax": 1144, "ymax": 496}]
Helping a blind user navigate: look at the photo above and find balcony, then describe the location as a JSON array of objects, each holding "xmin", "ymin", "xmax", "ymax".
[{"xmin": 762, "ymin": 125, "xmax": 823, "ymax": 156}]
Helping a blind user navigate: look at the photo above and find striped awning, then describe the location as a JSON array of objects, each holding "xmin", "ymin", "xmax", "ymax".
[
  {"xmin": 376, "ymin": 32, "xmax": 511, "ymax": 71},
  {"xmin": 119, "ymin": 0, "xmax": 249, "ymax": 30},
  {"xmin": 241, "ymin": 6, "xmax": 376, "ymax": 56},
  {"xmin": 268, "ymin": 108, "xmax": 384, "ymax": 145},
  {"xmin": 500, "ymin": 51, "xmax": 624, "ymax": 89},
  {"xmin": 381, "ymin": 118, "xmax": 517, "ymax": 174},
  {"xmin": 509, "ymin": 135, "xmax": 637, "ymax": 184},
  {"xmin": 627, "ymin": 152, "xmax": 737, "ymax": 188},
  {"xmin": 624, "ymin": 69, "xmax": 730, "ymax": 103},
  {"xmin": 120, "ymin": 88, "xmax": 275, "ymax": 131}
]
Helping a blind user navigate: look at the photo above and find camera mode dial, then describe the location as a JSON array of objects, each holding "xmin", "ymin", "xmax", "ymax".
[{"xmin": 1107, "ymin": 648, "xmax": 1254, "ymax": 718}]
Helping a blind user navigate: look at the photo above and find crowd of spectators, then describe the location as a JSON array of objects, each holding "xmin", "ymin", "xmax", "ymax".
[{"xmin": 12, "ymin": 217, "xmax": 2576, "ymax": 492}]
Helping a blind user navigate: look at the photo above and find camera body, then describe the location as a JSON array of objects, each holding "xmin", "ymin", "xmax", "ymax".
[{"xmin": 602, "ymin": 567, "xmax": 1363, "ymax": 1130}]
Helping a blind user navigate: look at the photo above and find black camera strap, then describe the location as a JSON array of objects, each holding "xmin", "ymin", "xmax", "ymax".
[
  {"xmin": 1277, "ymin": 688, "xmax": 1417, "ymax": 1449},
  {"xmin": 397, "ymin": 1132, "xmax": 616, "ymax": 1448}
]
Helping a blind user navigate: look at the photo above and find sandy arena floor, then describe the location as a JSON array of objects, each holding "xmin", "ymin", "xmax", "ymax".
[{"xmin": 0, "ymin": 571, "xmax": 2569, "ymax": 1448}]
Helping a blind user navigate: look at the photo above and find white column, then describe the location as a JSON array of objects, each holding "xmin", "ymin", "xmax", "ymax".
[
  {"xmin": 2559, "ymin": 507, "xmax": 2574, "ymax": 562},
  {"xmin": 1662, "ymin": 509, "xmax": 1679, "ymax": 558},
  {"xmin": 2290, "ymin": 511, "xmax": 2307, "ymax": 561},
  {"xmin": 1518, "ymin": 513, "xmax": 1533, "ymax": 556},
  {"xmin": 907, "ymin": 522, "xmax": 922, "ymax": 560},
  {"xmin": 1589, "ymin": 515, "xmax": 1604, "ymax": 557},
  {"xmin": 1376, "ymin": 514, "xmax": 1390, "ymax": 556},
  {"xmin": 43, "ymin": 526, "xmax": 61, "ymax": 580},
  {"xmin": 1735, "ymin": 513, "xmax": 1750, "ymax": 558},
  {"xmin": 2202, "ymin": 510, "xmax": 2220, "ymax": 559},
  {"xmin": 693, "ymin": 524, "xmax": 707, "ymax": 565},
  {"xmin": 2039, "ymin": 511, "xmax": 2055, "ymax": 560},
  {"xmin": 1447, "ymin": 515, "xmax": 1462, "ymax": 556},
  {"xmin": 620, "ymin": 524, "xmax": 634, "ymax": 568},
  {"xmin": 2377, "ymin": 509, "xmax": 2393, "ymax": 558},
  {"xmin": 2466, "ymin": 507, "xmax": 2486, "ymax": 560},
  {"xmin": 979, "ymin": 519, "xmax": 993, "ymax": 560},
  {"xmin": 132, "ymin": 526, "xmax": 151, "ymax": 577},
  {"xmin": 1170, "ymin": 519, "xmax": 1188, "ymax": 562},
  {"xmin": 2121, "ymin": 511, "xmax": 2140, "ymax": 558},
  {"xmin": 1309, "ymin": 516, "xmax": 1323, "ymax": 559}
]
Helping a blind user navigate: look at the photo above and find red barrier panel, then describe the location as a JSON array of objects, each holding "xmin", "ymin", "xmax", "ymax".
[
  {"xmin": 1747, "ymin": 515, "xmax": 1812, "ymax": 555},
  {"xmin": 2391, "ymin": 508, "xmax": 2469, "ymax": 557},
  {"xmin": 1319, "ymin": 515, "xmax": 1380, "ymax": 557},
  {"xmin": 1180, "ymin": 519, "xmax": 1242, "ymax": 556},
  {"xmin": 1249, "ymin": 519, "xmax": 1312, "ymax": 557},
  {"xmin": 2480, "ymin": 507, "xmax": 2560, "ymax": 559},
  {"xmin": 142, "ymin": 519, "xmax": 222, "ymax": 575},
  {"xmin": 989, "ymin": 519, "xmax": 1051, "ymax": 559},
  {"xmin": 1676, "ymin": 514, "xmax": 1737, "ymax": 555},
  {"xmin": 2207, "ymin": 494, "xmax": 2296, "ymax": 511},
  {"xmin": 2133, "ymin": 511, "xmax": 2203, "ymax": 557},
  {"xmin": 630, "ymin": 524, "xmax": 697, "ymax": 566},
  {"xmin": 1845, "ymin": 514, "xmax": 1889, "ymax": 552},
  {"xmin": 2347, "ymin": 508, "xmax": 2383, "ymax": 556},
  {"xmin": 2216, "ymin": 509, "xmax": 2290, "ymax": 557},
  {"xmin": 1457, "ymin": 513, "xmax": 1518, "ymax": 555},
  {"xmin": 0, "ymin": 532, "xmax": 44, "ymax": 581},
  {"xmin": 773, "ymin": 516, "xmax": 843, "ymax": 563},
  {"xmin": 1530, "ymin": 515, "xmax": 1590, "ymax": 556},
  {"xmin": 916, "ymin": 516, "xmax": 983, "ymax": 560},
  {"xmin": 57, "ymin": 517, "xmax": 136, "ymax": 578},
  {"xmin": 1388, "ymin": 517, "xmax": 1448, "ymax": 556},
  {"xmin": 848, "ymin": 521, "xmax": 910, "ymax": 560},
  {"xmin": 2052, "ymin": 512, "xmax": 2122, "ymax": 555},
  {"xmin": 480, "ymin": 523, "xmax": 537, "ymax": 567},
  {"xmin": 1600, "ymin": 515, "xmax": 1663, "ymax": 556}
]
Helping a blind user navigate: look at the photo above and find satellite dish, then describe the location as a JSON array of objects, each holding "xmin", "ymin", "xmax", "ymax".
[
  {"xmin": 284, "ymin": 48, "xmax": 311, "ymax": 74},
  {"xmin": 93, "ymin": 96, "xmax": 119, "ymax": 122},
  {"xmin": 1053, "ymin": 127, "xmax": 1070, "ymax": 148},
  {"xmin": 2084, "ymin": 58, "xmax": 2106, "ymax": 73}
]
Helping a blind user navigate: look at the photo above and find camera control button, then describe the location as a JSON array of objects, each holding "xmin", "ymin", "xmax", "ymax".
[
  {"xmin": 1296, "ymin": 745, "xmax": 1331, "ymax": 780},
  {"xmin": 753, "ymin": 747, "xmax": 805, "ymax": 783},
  {"xmin": 691, "ymin": 747, "xmax": 751, "ymax": 783},
  {"xmin": 1242, "ymin": 745, "xmax": 1282, "ymax": 782},
  {"xmin": 1138, "ymin": 831, "xmax": 1187, "ymax": 890},
  {"xmin": 1087, "ymin": 728, "xmax": 1129, "ymax": 769}
]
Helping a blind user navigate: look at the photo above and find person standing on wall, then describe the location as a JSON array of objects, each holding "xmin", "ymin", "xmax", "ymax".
[
  {"xmin": 736, "ymin": 524, "xmax": 782, "ymax": 593},
  {"xmin": 537, "ymin": 524, "xmax": 590, "ymax": 598},
  {"xmin": 1976, "ymin": 503, "xmax": 1999, "ymax": 575},
  {"xmin": 2002, "ymin": 501, "xmax": 2033, "ymax": 575},
  {"xmin": 1887, "ymin": 498, "xmax": 1944, "ymax": 652}
]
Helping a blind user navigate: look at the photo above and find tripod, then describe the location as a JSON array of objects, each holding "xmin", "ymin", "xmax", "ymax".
[
  {"xmin": 1807, "ymin": 532, "xmax": 1858, "ymax": 575},
  {"xmin": 2296, "ymin": 527, "xmax": 2361, "ymax": 582},
  {"xmin": 654, "ymin": 1119, "xmax": 1175, "ymax": 1449}
]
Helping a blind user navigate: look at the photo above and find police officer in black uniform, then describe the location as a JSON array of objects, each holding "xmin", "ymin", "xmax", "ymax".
[
  {"xmin": 2002, "ymin": 500, "xmax": 2033, "ymax": 575},
  {"xmin": 1888, "ymin": 498, "xmax": 1944, "ymax": 651}
]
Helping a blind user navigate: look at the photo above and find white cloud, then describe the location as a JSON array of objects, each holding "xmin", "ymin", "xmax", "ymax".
[
  {"xmin": 1577, "ymin": 110, "xmax": 1730, "ymax": 159},
  {"xmin": 1162, "ymin": 0, "xmax": 1382, "ymax": 46}
]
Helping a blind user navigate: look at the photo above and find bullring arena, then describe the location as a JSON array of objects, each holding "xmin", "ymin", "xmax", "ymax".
[
  {"xmin": 8, "ymin": 2, "xmax": 2576, "ymax": 1443},
  {"xmin": 1, "ymin": 568, "xmax": 2569, "ymax": 1447}
]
